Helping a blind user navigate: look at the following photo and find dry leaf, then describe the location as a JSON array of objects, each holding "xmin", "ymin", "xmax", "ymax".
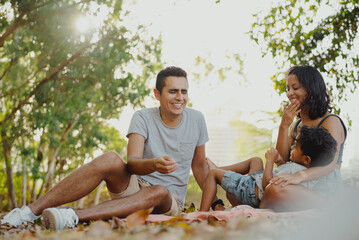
[
  {"xmin": 162, "ymin": 216, "xmax": 186, "ymax": 226},
  {"xmin": 185, "ymin": 203, "xmax": 196, "ymax": 213},
  {"xmin": 172, "ymin": 222, "xmax": 191, "ymax": 230},
  {"xmin": 126, "ymin": 208, "xmax": 151, "ymax": 228},
  {"xmin": 207, "ymin": 214, "xmax": 226, "ymax": 226},
  {"xmin": 111, "ymin": 216, "xmax": 126, "ymax": 229},
  {"xmin": 86, "ymin": 221, "xmax": 112, "ymax": 238}
]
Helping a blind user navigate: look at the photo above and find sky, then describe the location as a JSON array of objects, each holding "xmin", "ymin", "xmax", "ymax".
[
  {"xmin": 107, "ymin": 0, "xmax": 359, "ymax": 168},
  {"xmin": 116, "ymin": 0, "xmax": 280, "ymax": 127}
]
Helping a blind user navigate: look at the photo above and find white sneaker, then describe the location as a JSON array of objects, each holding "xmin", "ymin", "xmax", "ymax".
[
  {"xmin": 42, "ymin": 208, "xmax": 79, "ymax": 230},
  {"xmin": 1, "ymin": 206, "xmax": 37, "ymax": 227}
]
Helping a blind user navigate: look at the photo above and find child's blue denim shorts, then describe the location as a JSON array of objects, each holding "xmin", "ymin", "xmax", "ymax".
[{"xmin": 221, "ymin": 170, "xmax": 261, "ymax": 208}]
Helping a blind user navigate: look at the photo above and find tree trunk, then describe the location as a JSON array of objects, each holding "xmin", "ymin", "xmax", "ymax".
[
  {"xmin": 31, "ymin": 140, "xmax": 45, "ymax": 201},
  {"xmin": 21, "ymin": 157, "xmax": 27, "ymax": 206},
  {"xmin": 58, "ymin": 158, "xmax": 66, "ymax": 181},
  {"xmin": 94, "ymin": 181, "xmax": 106, "ymax": 205},
  {"xmin": 37, "ymin": 118, "xmax": 79, "ymax": 197},
  {"xmin": 36, "ymin": 147, "xmax": 53, "ymax": 198},
  {"xmin": 78, "ymin": 198, "xmax": 84, "ymax": 209},
  {"xmin": 31, "ymin": 180, "xmax": 38, "ymax": 202},
  {"xmin": 45, "ymin": 118, "xmax": 78, "ymax": 191},
  {"xmin": 1, "ymin": 130, "xmax": 17, "ymax": 209}
]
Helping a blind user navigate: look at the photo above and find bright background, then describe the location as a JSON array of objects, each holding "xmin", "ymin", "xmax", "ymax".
[{"xmin": 110, "ymin": 0, "xmax": 359, "ymax": 170}]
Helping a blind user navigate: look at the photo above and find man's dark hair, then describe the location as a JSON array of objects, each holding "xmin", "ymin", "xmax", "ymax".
[
  {"xmin": 287, "ymin": 65, "xmax": 332, "ymax": 120},
  {"xmin": 296, "ymin": 125, "xmax": 337, "ymax": 167},
  {"xmin": 156, "ymin": 66, "xmax": 187, "ymax": 94}
]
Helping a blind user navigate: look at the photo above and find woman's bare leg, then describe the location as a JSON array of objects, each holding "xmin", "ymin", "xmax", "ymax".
[{"xmin": 260, "ymin": 183, "xmax": 327, "ymax": 212}]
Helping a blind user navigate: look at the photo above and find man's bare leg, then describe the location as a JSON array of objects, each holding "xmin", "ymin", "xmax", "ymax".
[
  {"xmin": 75, "ymin": 185, "xmax": 173, "ymax": 221},
  {"xmin": 29, "ymin": 151, "xmax": 131, "ymax": 216}
]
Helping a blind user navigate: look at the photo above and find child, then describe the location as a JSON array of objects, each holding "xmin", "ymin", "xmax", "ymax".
[{"xmin": 200, "ymin": 125, "xmax": 337, "ymax": 211}]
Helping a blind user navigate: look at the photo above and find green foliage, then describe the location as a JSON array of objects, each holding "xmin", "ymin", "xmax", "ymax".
[
  {"xmin": 192, "ymin": 53, "xmax": 246, "ymax": 83},
  {"xmin": 249, "ymin": 0, "xmax": 359, "ymax": 115},
  {"xmin": 0, "ymin": 0, "xmax": 162, "ymax": 209},
  {"xmin": 231, "ymin": 113, "xmax": 276, "ymax": 161}
]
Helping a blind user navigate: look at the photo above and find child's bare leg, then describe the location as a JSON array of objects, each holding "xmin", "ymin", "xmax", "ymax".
[
  {"xmin": 226, "ymin": 192, "xmax": 240, "ymax": 207},
  {"xmin": 219, "ymin": 157, "xmax": 263, "ymax": 175},
  {"xmin": 206, "ymin": 157, "xmax": 218, "ymax": 170},
  {"xmin": 200, "ymin": 169, "xmax": 226, "ymax": 211}
]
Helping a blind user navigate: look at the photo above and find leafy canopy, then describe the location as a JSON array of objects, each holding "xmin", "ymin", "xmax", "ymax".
[{"xmin": 249, "ymin": 0, "xmax": 359, "ymax": 116}]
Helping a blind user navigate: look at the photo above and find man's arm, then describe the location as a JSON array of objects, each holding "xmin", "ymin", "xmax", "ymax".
[
  {"xmin": 191, "ymin": 144, "xmax": 208, "ymax": 190},
  {"xmin": 127, "ymin": 133, "xmax": 177, "ymax": 175}
]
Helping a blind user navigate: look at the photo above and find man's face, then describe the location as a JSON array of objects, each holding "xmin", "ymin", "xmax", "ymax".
[{"xmin": 155, "ymin": 76, "xmax": 188, "ymax": 118}]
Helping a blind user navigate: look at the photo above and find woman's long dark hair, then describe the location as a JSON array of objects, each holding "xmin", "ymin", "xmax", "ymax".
[{"xmin": 288, "ymin": 65, "xmax": 332, "ymax": 119}]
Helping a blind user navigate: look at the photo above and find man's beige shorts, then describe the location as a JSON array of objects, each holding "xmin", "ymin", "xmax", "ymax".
[{"xmin": 108, "ymin": 175, "xmax": 181, "ymax": 216}]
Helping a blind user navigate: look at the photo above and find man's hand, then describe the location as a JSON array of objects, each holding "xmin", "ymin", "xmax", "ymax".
[{"xmin": 153, "ymin": 156, "xmax": 178, "ymax": 174}]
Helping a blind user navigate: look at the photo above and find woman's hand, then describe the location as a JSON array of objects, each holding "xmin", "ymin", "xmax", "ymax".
[
  {"xmin": 270, "ymin": 171, "xmax": 303, "ymax": 187},
  {"xmin": 281, "ymin": 100, "xmax": 301, "ymax": 128}
]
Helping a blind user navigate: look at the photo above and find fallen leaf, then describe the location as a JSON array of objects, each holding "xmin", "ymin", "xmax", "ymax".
[
  {"xmin": 111, "ymin": 216, "xmax": 126, "ymax": 229},
  {"xmin": 207, "ymin": 214, "xmax": 226, "ymax": 226},
  {"xmin": 185, "ymin": 203, "xmax": 196, "ymax": 213},
  {"xmin": 126, "ymin": 209, "xmax": 151, "ymax": 228},
  {"xmin": 86, "ymin": 221, "xmax": 113, "ymax": 238},
  {"xmin": 161, "ymin": 216, "xmax": 186, "ymax": 226},
  {"xmin": 173, "ymin": 222, "xmax": 191, "ymax": 230}
]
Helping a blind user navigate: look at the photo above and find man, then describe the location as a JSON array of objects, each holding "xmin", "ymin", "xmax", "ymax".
[{"xmin": 1, "ymin": 66, "xmax": 210, "ymax": 230}]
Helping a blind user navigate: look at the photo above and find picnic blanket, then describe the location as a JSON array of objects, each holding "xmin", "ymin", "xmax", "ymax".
[{"xmin": 145, "ymin": 205, "xmax": 318, "ymax": 223}]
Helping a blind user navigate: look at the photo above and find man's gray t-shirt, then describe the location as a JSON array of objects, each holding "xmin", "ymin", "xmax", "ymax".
[
  {"xmin": 253, "ymin": 162, "xmax": 318, "ymax": 200},
  {"xmin": 127, "ymin": 107, "xmax": 209, "ymax": 207}
]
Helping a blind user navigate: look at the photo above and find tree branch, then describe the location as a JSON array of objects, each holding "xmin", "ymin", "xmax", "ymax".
[
  {"xmin": 0, "ymin": 17, "xmax": 23, "ymax": 47},
  {"xmin": 0, "ymin": 0, "xmax": 91, "ymax": 47},
  {"xmin": 0, "ymin": 54, "xmax": 22, "ymax": 82},
  {"xmin": 0, "ymin": 42, "xmax": 94, "ymax": 126},
  {"xmin": 0, "ymin": 47, "xmax": 62, "ymax": 99}
]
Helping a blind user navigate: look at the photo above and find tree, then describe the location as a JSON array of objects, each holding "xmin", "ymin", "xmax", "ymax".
[
  {"xmin": 231, "ymin": 112, "xmax": 276, "ymax": 161},
  {"xmin": 0, "ymin": 0, "xmax": 162, "ymax": 209},
  {"xmin": 249, "ymin": 0, "xmax": 359, "ymax": 117}
]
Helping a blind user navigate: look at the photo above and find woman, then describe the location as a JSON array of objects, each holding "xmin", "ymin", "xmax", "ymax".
[{"xmin": 259, "ymin": 65, "xmax": 347, "ymax": 212}]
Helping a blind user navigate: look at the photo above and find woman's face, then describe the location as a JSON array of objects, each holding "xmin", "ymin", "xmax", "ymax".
[{"xmin": 286, "ymin": 74, "xmax": 308, "ymax": 105}]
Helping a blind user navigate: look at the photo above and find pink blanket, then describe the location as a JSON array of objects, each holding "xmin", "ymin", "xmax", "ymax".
[{"xmin": 145, "ymin": 205, "xmax": 317, "ymax": 223}]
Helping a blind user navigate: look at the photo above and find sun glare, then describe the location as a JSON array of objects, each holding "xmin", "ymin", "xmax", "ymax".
[{"xmin": 75, "ymin": 16, "xmax": 90, "ymax": 33}]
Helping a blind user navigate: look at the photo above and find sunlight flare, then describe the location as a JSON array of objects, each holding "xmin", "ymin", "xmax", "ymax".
[{"xmin": 75, "ymin": 16, "xmax": 90, "ymax": 33}]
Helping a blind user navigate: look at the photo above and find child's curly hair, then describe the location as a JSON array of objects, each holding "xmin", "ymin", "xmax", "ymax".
[{"xmin": 296, "ymin": 125, "xmax": 337, "ymax": 167}]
